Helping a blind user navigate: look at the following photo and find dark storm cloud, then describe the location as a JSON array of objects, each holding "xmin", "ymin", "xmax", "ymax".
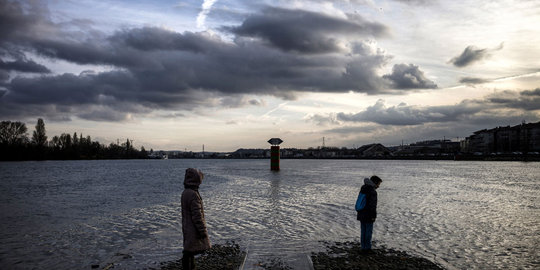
[
  {"xmin": 77, "ymin": 108, "xmax": 130, "ymax": 122},
  {"xmin": 6, "ymin": 71, "xmax": 134, "ymax": 105},
  {"xmin": 521, "ymin": 88, "xmax": 540, "ymax": 97},
  {"xmin": 0, "ymin": 59, "xmax": 50, "ymax": 73},
  {"xmin": 383, "ymin": 64, "xmax": 437, "ymax": 89},
  {"xmin": 449, "ymin": 43, "xmax": 504, "ymax": 67},
  {"xmin": 0, "ymin": 70, "xmax": 9, "ymax": 81},
  {"xmin": 459, "ymin": 77, "xmax": 490, "ymax": 85},
  {"xmin": 225, "ymin": 6, "xmax": 389, "ymax": 54},
  {"xmin": 0, "ymin": 0, "xmax": 435, "ymax": 121},
  {"xmin": 336, "ymin": 99, "xmax": 481, "ymax": 125},
  {"xmin": 219, "ymin": 96, "xmax": 265, "ymax": 108},
  {"xmin": 0, "ymin": 0, "xmax": 44, "ymax": 40},
  {"xmin": 308, "ymin": 88, "xmax": 540, "ymax": 126},
  {"xmin": 109, "ymin": 27, "xmax": 225, "ymax": 53},
  {"xmin": 449, "ymin": 46, "xmax": 488, "ymax": 67},
  {"xmin": 485, "ymin": 89, "xmax": 540, "ymax": 111},
  {"xmin": 303, "ymin": 0, "xmax": 431, "ymax": 6},
  {"xmin": 305, "ymin": 113, "xmax": 340, "ymax": 126}
]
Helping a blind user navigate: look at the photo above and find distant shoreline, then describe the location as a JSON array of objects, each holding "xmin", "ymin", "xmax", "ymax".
[
  {"xmin": 169, "ymin": 153, "xmax": 540, "ymax": 161},
  {"xmin": 2, "ymin": 155, "xmax": 539, "ymax": 162}
]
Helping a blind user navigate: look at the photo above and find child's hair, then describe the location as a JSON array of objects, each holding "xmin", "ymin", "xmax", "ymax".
[{"xmin": 370, "ymin": 175, "xmax": 382, "ymax": 185}]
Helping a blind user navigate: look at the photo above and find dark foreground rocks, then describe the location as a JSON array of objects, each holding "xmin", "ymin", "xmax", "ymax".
[
  {"xmin": 160, "ymin": 242, "xmax": 246, "ymax": 270},
  {"xmin": 160, "ymin": 241, "xmax": 444, "ymax": 270},
  {"xmin": 311, "ymin": 241, "xmax": 444, "ymax": 270}
]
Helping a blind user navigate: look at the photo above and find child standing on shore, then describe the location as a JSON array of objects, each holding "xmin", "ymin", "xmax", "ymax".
[{"xmin": 357, "ymin": 175, "xmax": 383, "ymax": 252}]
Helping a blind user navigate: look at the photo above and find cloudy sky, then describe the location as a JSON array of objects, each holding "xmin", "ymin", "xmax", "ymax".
[{"xmin": 1, "ymin": 0, "xmax": 539, "ymax": 151}]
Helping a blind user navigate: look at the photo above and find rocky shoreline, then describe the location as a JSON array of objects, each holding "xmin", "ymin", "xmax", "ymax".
[
  {"xmin": 159, "ymin": 241, "xmax": 444, "ymax": 270},
  {"xmin": 160, "ymin": 242, "xmax": 246, "ymax": 270},
  {"xmin": 311, "ymin": 241, "xmax": 444, "ymax": 270}
]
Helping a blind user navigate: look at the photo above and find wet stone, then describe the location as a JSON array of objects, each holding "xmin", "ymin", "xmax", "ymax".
[
  {"xmin": 160, "ymin": 242, "xmax": 246, "ymax": 270},
  {"xmin": 257, "ymin": 257, "xmax": 293, "ymax": 270},
  {"xmin": 311, "ymin": 241, "xmax": 445, "ymax": 270}
]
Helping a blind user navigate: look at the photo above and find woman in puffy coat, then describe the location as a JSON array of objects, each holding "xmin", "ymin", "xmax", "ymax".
[{"xmin": 181, "ymin": 168, "xmax": 211, "ymax": 270}]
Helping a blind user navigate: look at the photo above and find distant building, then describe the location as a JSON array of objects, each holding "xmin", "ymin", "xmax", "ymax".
[
  {"xmin": 391, "ymin": 139, "xmax": 459, "ymax": 157},
  {"xmin": 357, "ymin": 143, "xmax": 391, "ymax": 157},
  {"xmin": 280, "ymin": 148, "xmax": 305, "ymax": 158},
  {"xmin": 230, "ymin": 148, "xmax": 267, "ymax": 158},
  {"xmin": 148, "ymin": 151, "xmax": 168, "ymax": 159},
  {"xmin": 281, "ymin": 149, "xmax": 294, "ymax": 158},
  {"xmin": 462, "ymin": 121, "xmax": 540, "ymax": 154}
]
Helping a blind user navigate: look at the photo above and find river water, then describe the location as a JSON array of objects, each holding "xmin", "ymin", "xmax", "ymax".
[{"xmin": 0, "ymin": 159, "xmax": 538, "ymax": 269}]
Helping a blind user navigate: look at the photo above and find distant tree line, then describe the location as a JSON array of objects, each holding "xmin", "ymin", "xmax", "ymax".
[{"xmin": 0, "ymin": 119, "xmax": 149, "ymax": 161}]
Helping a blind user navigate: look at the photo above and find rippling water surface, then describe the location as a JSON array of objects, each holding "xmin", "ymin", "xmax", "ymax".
[{"xmin": 0, "ymin": 159, "xmax": 538, "ymax": 269}]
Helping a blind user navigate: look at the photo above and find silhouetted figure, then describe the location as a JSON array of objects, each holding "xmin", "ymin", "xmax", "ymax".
[
  {"xmin": 357, "ymin": 175, "xmax": 383, "ymax": 252},
  {"xmin": 181, "ymin": 168, "xmax": 211, "ymax": 270}
]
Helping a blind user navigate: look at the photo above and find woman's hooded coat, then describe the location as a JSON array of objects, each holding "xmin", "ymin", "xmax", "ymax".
[{"xmin": 181, "ymin": 168, "xmax": 211, "ymax": 252}]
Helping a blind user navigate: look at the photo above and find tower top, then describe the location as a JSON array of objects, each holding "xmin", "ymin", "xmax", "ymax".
[{"xmin": 268, "ymin": 138, "xmax": 283, "ymax": 146}]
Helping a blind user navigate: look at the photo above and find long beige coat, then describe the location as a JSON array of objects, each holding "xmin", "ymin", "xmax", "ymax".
[{"xmin": 181, "ymin": 168, "xmax": 211, "ymax": 252}]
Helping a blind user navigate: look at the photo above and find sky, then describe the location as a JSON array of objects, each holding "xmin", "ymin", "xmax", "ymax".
[{"xmin": 1, "ymin": 0, "xmax": 539, "ymax": 151}]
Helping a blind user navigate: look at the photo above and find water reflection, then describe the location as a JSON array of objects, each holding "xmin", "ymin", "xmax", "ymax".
[
  {"xmin": 268, "ymin": 171, "xmax": 282, "ymax": 230},
  {"xmin": 1, "ymin": 160, "xmax": 538, "ymax": 269}
]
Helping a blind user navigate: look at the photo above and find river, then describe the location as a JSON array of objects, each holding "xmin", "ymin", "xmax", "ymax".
[{"xmin": 0, "ymin": 159, "xmax": 538, "ymax": 269}]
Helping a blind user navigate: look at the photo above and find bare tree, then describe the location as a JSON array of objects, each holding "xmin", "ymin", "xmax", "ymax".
[{"xmin": 0, "ymin": 121, "xmax": 28, "ymax": 145}]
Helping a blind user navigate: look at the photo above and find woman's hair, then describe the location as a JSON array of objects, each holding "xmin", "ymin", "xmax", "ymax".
[{"xmin": 370, "ymin": 175, "xmax": 382, "ymax": 185}]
